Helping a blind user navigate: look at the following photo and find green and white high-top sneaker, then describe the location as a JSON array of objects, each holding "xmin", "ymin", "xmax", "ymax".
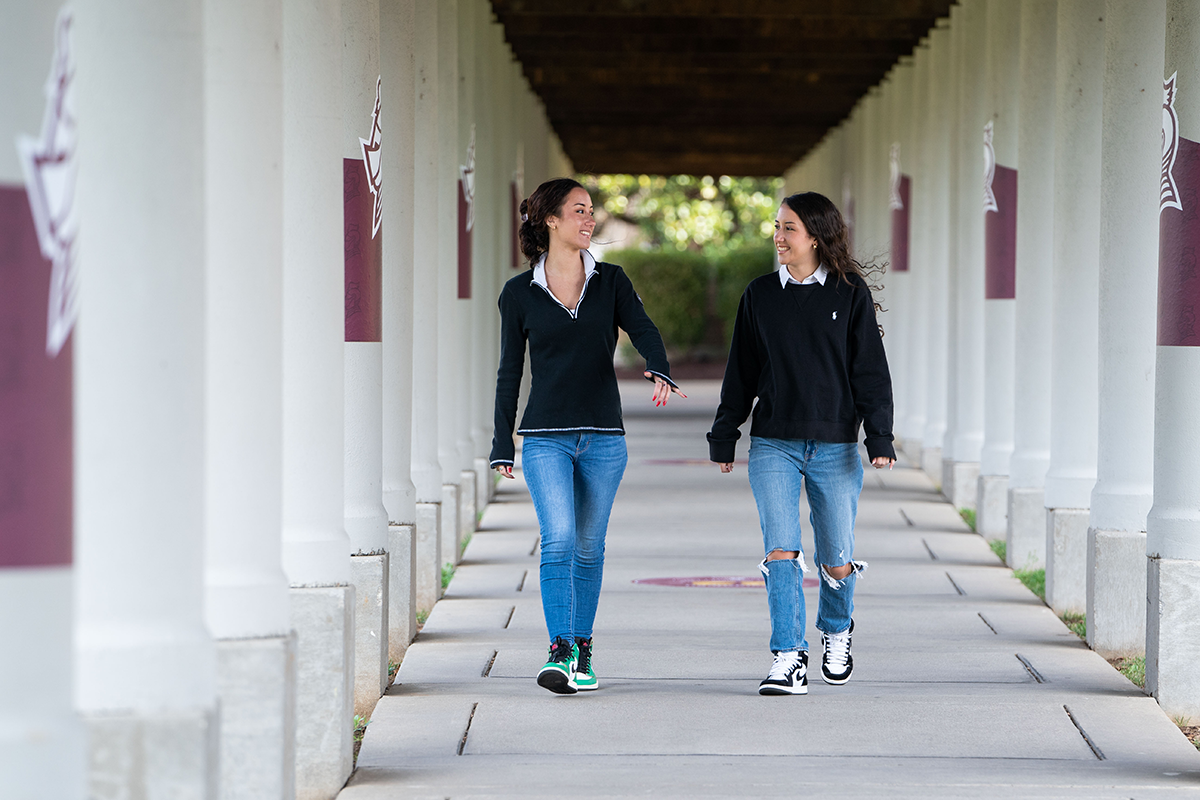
[
  {"xmin": 574, "ymin": 637, "xmax": 598, "ymax": 691},
  {"xmin": 536, "ymin": 637, "xmax": 578, "ymax": 694}
]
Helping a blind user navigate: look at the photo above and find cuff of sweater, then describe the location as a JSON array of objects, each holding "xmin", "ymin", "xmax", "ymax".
[
  {"xmin": 864, "ymin": 436, "xmax": 896, "ymax": 462},
  {"xmin": 707, "ymin": 437, "xmax": 737, "ymax": 464},
  {"xmin": 643, "ymin": 369, "xmax": 677, "ymax": 389}
]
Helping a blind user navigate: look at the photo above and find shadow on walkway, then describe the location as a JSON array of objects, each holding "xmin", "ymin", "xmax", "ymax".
[{"xmin": 341, "ymin": 381, "xmax": 1200, "ymax": 799}]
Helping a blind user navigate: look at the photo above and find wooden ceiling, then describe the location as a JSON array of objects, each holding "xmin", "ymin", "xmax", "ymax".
[{"xmin": 490, "ymin": 0, "xmax": 954, "ymax": 176}]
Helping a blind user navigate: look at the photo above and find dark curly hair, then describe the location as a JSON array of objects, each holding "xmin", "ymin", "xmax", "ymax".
[
  {"xmin": 518, "ymin": 177, "xmax": 585, "ymax": 264},
  {"xmin": 781, "ymin": 191, "xmax": 885, "ymax": 322}
]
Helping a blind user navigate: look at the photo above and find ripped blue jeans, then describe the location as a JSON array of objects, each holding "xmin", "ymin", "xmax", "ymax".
[{"xmin": 748, "ymin": 437, "xmax": 865, "ymax": 653}]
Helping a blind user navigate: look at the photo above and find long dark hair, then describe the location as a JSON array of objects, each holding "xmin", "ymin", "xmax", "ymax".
[
  {"xmin": 781, "ymin": 191, "xmax": 885, "ymax": 320},
  {"xmin": 518, "ymin": 177, "xmax": 584, "ymax": 264}
]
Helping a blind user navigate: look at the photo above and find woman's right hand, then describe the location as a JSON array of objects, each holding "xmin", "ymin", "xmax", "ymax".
[
  {"xmin": 718, "ymin": 462, "xmax": 734, "ymax": 474},
  {"xmin": 496, "ymin": 465, "xmax": 514, "ymax": 479}
]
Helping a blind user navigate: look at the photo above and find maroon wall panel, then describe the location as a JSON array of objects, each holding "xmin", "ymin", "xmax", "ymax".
[
  {"xmin": 458, "ymin": 179, "xmax": 472, "ymax": 299},
  {"xmin": 344, "ymin": 158, "xmax": 382, "ymax": 343},
  {"xmin": 985, "ymin": 165, "xmax": 1018, "ymax": 300},
  {"xmin": 890, "ymin": 175, "xmax": 911, "ymax": 273},
  {"xmin": 1158, "ymin": 136, "xmax": 1200, "ymax": 346}
]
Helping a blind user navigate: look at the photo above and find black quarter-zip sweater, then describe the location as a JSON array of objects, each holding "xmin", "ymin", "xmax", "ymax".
[
  {"xmin": 707, "ymin": 271, "xmax": 896, "ymax": 464},
  {"xmin": 489, "ymin": 261, "xmax": 674, "ymax": 468}
]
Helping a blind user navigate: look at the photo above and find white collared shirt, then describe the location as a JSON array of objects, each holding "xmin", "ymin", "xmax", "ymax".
[
  {"xmin": 531, "ymin": 250, "xmax": 598, "ymax": 319},
  {"xmin": 778, "ymin": 263, "xmax": 828, "ymax": 288}
]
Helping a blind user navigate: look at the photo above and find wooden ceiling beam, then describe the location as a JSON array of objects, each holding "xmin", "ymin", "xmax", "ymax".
[
  {"xmin": 525, "ymin": 64, "xmax": 889, "ymax": 87},
  {"xmin": 492, "ymin": 0, "xmax": 950, "ymax": 19},
  {"xmin": 496, "ymin": 15, "xmax": 934, "ymax": 40},
  {"xmin": 503, "ymin": 34, "xmax": 914, "ymax": 57}
]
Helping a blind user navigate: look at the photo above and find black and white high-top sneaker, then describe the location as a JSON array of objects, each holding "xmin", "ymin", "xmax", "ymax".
[
  {"xmin": 821, "ymin": 619, "xmax": 855, "ymax": 685},
  {"xmin": 758, "ymin": 649, "xmax": 808, "ymax": 695}
]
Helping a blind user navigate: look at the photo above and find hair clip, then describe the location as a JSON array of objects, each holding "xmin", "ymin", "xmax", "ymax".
[{"xmin": 521, "ymin": 213, "xmax": 528, "ymax": 222}]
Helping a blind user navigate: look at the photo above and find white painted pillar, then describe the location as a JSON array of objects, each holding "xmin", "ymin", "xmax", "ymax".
[
  {"xmin": 941, "ymin": 3, "xmax": 965, "ymax": 486},
  {"xmin": 437, "ymin": 0, "xmax": 463, "ymax": 574},
  {"xmin": 73, "ymin": 0, "xmax": 218, "ymax": 795},
  {"xmin": 281, "ymin": 0, "xmax": 356, "ymax": 794},
  {"xmin": 0, "ymin": 6, "xmax": 85, "ymax": 797},
  {"xmin": 411, "ymin": 0, "xmax": 444, "ymax": 614},
  {"xmin": 887, "ymin": 64, "xmax": 916, "ymax": 457},
  {"xmin": 1008, "ymin": 0, "xmax": 1057, "ymax": 571},
  {"xmin": 1045, "ymin": 0, "xmax": 1104, "ymax": 616},
  {"xmin": 342, "ymin": 0, "xmax": 389, "ymax": 720},
  {"xmin": 978, "ymin": 0, "xmax": 1021, "ymax": 538},
  {"xmin": 203, "ymin": 1, "xmax": 296, "ymax": 795},
  {"xmin": 946, "ymin": 0, "xmax": 987, "ymax": 511},
  {"xmin": 1147, "ymin": 0, "xmax": 1200, "ymax": 719},
  {"xmin": 380, "ymin": 0, "xmax": 418, "ymax": 668},
  {"xmin": 906, "ymin": 49, "xmax": 932, "ymax": 470},
  {"xmin": 923, "ymin": 23, "xmax": 952, "ymax": 481},
  {"xmin": 455, "ymin": 0, "xmax": 478, "ymax": 551},
  {"xmin": 1085, "ymin": 0, "xmax": 1164, "ymax": 659}
]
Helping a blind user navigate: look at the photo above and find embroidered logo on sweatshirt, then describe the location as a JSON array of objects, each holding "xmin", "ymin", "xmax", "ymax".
[{"xmin": 832, "ymin": 311, "xmax": 837, "ymax": 320}]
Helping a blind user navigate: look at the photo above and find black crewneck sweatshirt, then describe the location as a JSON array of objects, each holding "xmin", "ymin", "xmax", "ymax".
[
  {"xmin": 489, "ymin": 261, "xmax": 674, "ymax": 467},
  {"xmin": 707, "ymin": 271, "xmax": 895, "ymax": 463}
]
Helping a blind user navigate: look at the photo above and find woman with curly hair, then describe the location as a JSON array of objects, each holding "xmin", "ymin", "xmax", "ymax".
[
  {"xmin": 490, "ymin": 177, "xmax": 685, "ymax": 694},
  {"xmin": 707, "ymin": 191, "xmax": 895, "ymax": 695}
]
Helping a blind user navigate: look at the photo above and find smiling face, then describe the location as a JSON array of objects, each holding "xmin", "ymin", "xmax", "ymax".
[
  {"xmin": 774, "ymin": 203, "xmax": 818, "ymax": 269},
  {"xmin": 547, "ymin": 186, "xmax": 596, "ymax": 251}
]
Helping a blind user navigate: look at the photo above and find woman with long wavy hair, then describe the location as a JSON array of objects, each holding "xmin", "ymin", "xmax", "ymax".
[
  {"xmin": 490, "ymin": 177, "xmax": 685, "ymax": 694},
  {"xmin": 707, "ymin": 191, "xmax": 895, "ymax": 695}
]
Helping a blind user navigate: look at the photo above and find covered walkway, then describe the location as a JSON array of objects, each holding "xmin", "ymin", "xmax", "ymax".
[{"xmin": 343, "ymin": 382, "xmax": 1200, "ymax": 798}]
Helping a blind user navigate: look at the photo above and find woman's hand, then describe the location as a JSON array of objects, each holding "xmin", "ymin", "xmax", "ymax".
[
  {"xmin": 871, "ymin": 457, "xmax": 895, "ymax": 470},
  {"xmin": 646, "ymin": 372, "xmax": 687, "ymax": 407},
  {"xmin": 718, "ymin": 462, "xmax": 734, "ymax": 474},
  {"xmin": 495, "ymin": 465, "xmax": 514, "ymax": 479}
]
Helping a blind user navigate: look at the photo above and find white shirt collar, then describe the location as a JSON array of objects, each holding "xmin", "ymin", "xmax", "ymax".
[
  {"xmin": 531, "ymin": 249, "xmax": 598, "ymax": 289},
  {"xmin": 778, "ymin": 263, "xmax": 828, "ymax": 287}
]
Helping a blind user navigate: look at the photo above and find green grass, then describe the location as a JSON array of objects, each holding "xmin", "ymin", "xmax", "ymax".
[
  {"xmin": 353, "ymin": 713, "xmax": 370, "ymax": 767},
  {"xmin": 1061, "ymin": 611, "xmax": 1086, "ymax": 639},
  {"xmin": 441, "ymin": 563, "xmax": 456, "ymax": 589},
  {"xmin": 989, "ymin": 539, "xmax": 1007, "ymax": 563},
  {"xmin": 1111, "ymin": 655, "xmax": 1146, "ymax": 688},
  {"xmin": 460, "ymin": 533, "xmax": 472, "ymax": 556},
  {"xmin": 416, "ymin": 609, "xmax": 428, "ymax": 626},
  {"xmin": 1014, "ymin": 567, "xmax": 1046, "ymax": 601},
  {"xmin": 958, "ymin": 508, "xmax": 976, "ymax": 531},
  {"xmin": 388, "ymin": 660, "xmax": 400, "ymax": 683}
]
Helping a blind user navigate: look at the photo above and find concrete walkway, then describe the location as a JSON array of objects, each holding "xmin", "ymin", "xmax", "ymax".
[{"xmin": 342, "ymin": 381, "xmax": 1200, "ymax": 799}]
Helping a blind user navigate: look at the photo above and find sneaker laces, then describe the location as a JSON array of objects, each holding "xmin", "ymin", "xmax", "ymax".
[
  {"xmin": 576, "ymin": 639, "xmax": 592, "ymax": 673},
  {"xmin": 766, "ymin": 650, "xmax": 804, "ymax": 681},
  {"xmin": 549, "ymin": 638, "xmax": 574, "ymax": 664},
  {"xmin": 824, "ymin": 629, "xmax": 851, "ymax": 670}
]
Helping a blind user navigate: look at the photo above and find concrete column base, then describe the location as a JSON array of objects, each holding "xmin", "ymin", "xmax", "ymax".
[
  {"xmin": 474, "ymin": 457, "xmax": 491, "ymax": 513},
  {"xmin": 215, "ymin": 633, "xmax": 297, "ymax": 800},
  {"xmin": 460, "ymin": 469, "xmax": 477, "ymax": 546},
  {"xmin": 920, "ymin": 446, "xmax": 942, "ymax": 488},
  {"xmin": 1086, "ymin": 528, "xmax": 1146, "ymax": 659},
  {"xmin": 1006, "ymin": 487, "xmax": 1046, "ymax": 570},
  {"xmin": 1046, "ymin": 507, "xmax": 1089, "ymax": 615},
  {"xmin": 441, "ymin": 483, "xmax": 461, "ymax": 574},
  {"xmin": 902, "ymin": 437, "xmax": 923, "ymax": 465},
  {"xmin": 942, "ymin": 460, "xmax": 980, "ymax": 511},
  {"xmin": 976, "ymin": 474, "xmax": 1009, "ymax": 538},
  {"xmin": 86, "ymin": 706, "xmax": 219, "ymax": 800},
  {"xmin": 415, "ymin": 502, "xmax": 441, "ymax": 614},
  {"xmin": 290, "ymin": 585, "xmax": 354, "ymax": 799},
  {"xmin": 350, "ymin": 554, "xmax": 389, "ymax": 719},
  {"xmin": 387, "ymin": 524, "xmax": 416, "ymax": 665},
  {"xmin": 1147, "ymin": 557, "xmax": 1200, "ymax": 720}
]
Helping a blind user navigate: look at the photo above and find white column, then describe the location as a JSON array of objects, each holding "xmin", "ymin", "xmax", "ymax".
[
  {"xmin": 941, "ymin": 3, "xmax": 965, "ymax": 487},
  {"xmin": 438, "ymin": 0, "xmax": 463, "ymax": 574},
  {"xmin": 0, "ymin": 6, "xmax": 85, "ymax": 797},
  {"xmin": 946, "ymin": 0, "xmax": 987, "ymax": 511},
  {"xmin": 74, "ymin": 0, "xmax": 218, "ymax": 795},
  {"xmin": 886, "ymin": 64, "xmax": 915, "ymax": 458},
  {"xmin": 906, "ymin": 50, "xmax": 931, "ymax": 469},
  {"xmin": 203, "ymin": 0, "xmax": 296, "ymax": 796},
  {"xmin": 455, "ymin": 0, "xmax": 478, "ymax": 551},
  {"xmin": 978, "ymin": 0, "xmax": 1021, "ymax": 538},
  {"xmin": 342, "ymin": 0, "xmax": 390, "ymax": 721},
  {"xmin": 1147, "ymin": 0, "xmax": 1200, "ymax": 719},
  {"xmin": 380, "ymin": 0, "xmax": 418, "ymax": 668},
  {"xmin": 1008, "ymin": 0, "xmax": 1057, "ymax": 570},
  {"xmin": 1086, "ymin": 0, "xmax": 1163, "ymax": 659},
  {"xmin": 411, "ymin": 0, "xmax": 444, "ymax": 614},
  {"xmin": 281, "ymin": 0, "xmax": 356, "ymax": 793},
  {"xmin": 1045, "ymin": 0, "xmax": 1104, "ymax": 616},
  {"xmin": 922, "ymin": 22, "xmax": 952, "ymax": 482}
]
